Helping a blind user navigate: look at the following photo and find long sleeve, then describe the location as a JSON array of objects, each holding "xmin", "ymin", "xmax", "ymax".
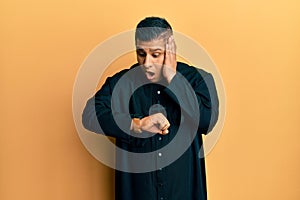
[
  {"xmin": 164, "ymin": 64, "xmax": 219, "ymax": 134},
  {"xmin": 82, "ymin": 74, "xmax": 134, "ymax": 144},
  {"xmin": 82, "ymin": 63, "xmax": 218, "ymax": 200}
]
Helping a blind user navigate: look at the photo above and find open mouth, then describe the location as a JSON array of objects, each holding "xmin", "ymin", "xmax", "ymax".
[{"xmin": 145, "ymin": 71, "xmax": 155, "ymax": 80}]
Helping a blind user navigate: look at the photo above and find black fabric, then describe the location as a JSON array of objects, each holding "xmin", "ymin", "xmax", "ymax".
[{"xmin": 82, "ymin": 62, "xmax": 219, "ymax": 200}]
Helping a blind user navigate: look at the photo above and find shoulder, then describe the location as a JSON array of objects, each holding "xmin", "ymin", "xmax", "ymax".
[
  {"xmin": 95, "ymin": 64, "xmax": 140, "ymax": 96},
  {"xmin": 176, "ymin": 62, "xmax": 212, "ymax": 83},
  {"xmin": 105, "ymin": 63, "xmax": 140, "ymax": 85}
]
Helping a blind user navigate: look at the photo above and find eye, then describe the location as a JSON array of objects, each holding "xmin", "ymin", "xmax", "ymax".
[
  {"xmin": 137, "ymin": 51, "xmax": 146, "ymax": 57},
  {"xmin": 136, "ymin": 49, "xmax": 146, "ymax": 57},
  {"xmin": 152, "ymin": 53, "xmax": 161, "ymax": 58}
]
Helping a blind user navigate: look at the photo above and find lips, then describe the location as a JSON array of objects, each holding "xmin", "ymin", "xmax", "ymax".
[{"xmin": 145, "ymin": 71, "xmax": 155, "ymax": 80}]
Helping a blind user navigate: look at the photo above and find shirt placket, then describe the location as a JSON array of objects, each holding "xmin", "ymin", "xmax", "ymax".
[{"xmin": 153, "ymin": 86, "xmax": 166, "ymax": 200}]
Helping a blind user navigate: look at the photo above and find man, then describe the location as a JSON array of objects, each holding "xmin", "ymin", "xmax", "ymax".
[{"xmin": 82, "ymin": 17, "xmax": 219, "ymax": 200}]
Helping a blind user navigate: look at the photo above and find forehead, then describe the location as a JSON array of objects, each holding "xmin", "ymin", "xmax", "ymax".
[{"xmin": 136, "ymin": 38, "xmax": 165, "ymax": 50}]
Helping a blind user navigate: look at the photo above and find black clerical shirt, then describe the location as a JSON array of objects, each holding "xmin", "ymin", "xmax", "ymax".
[{"xmin": 82, "ymin": 62, "xmax": 219, "ymax": 200}]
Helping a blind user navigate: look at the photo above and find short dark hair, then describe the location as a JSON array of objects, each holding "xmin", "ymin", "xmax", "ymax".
[{"xmin": 135, "ymin": 17, "xmax": 173, "ymax": 42}]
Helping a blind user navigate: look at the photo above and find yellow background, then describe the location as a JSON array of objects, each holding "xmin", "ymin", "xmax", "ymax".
[{"xmin": 1, "ymin": 0, "xmax": 300, "ymax": 199}]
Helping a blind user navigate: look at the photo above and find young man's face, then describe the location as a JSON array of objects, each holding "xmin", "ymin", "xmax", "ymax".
[{"xmin": 136, "ymin": 38, "xmax": 166, "ymax": 83}]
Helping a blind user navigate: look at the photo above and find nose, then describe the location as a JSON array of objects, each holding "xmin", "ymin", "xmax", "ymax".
[{"xmin": 143, "ymin": 54, "xmax": 152, "ymax": 69}]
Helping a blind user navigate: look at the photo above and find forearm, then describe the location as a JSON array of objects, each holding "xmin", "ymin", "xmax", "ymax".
[{"xmin": 82, "ymin": 95, "xmax": 134, "ymax": 144}]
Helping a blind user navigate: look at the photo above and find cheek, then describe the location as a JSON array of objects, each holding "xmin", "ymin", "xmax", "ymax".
[
  {"xmin": 154, "ymin": 64, "xmax": 163, "ymax": 74},
  {"xmin": 153, "ymin": 56, "xmax": 164, "ymax": 66},
  {"xmin": 159, "ymin": 55, "xmax": 165, "ymax": 64},
  {"xmin": 154, "ymin": 57, "xmax": 164, "ymax": 71}
]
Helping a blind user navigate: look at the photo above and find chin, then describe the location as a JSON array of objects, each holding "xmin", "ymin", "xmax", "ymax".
[
  {"xmin": 152, "ymin": 77, "xmax": 162, "ymax": 83},
  {"xmin": 148, "ymin": 79, "xmax": 157, "ymax": 83}
]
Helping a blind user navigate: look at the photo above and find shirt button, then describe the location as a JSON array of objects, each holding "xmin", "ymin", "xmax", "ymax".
[
  {"xmin": 158, "ymin": 137, "xmax": 162, "ymax": 141},
  {"xmin": 157, "ymin": 90, "xmax": 161, "ymax": 94},
  {"xmin": 160, "ymin": 198, "xmax": 164, "ymax": 200},
  {"xmin": 158, "ymin": 152, "xmax": 162, "ymax": 157}
]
